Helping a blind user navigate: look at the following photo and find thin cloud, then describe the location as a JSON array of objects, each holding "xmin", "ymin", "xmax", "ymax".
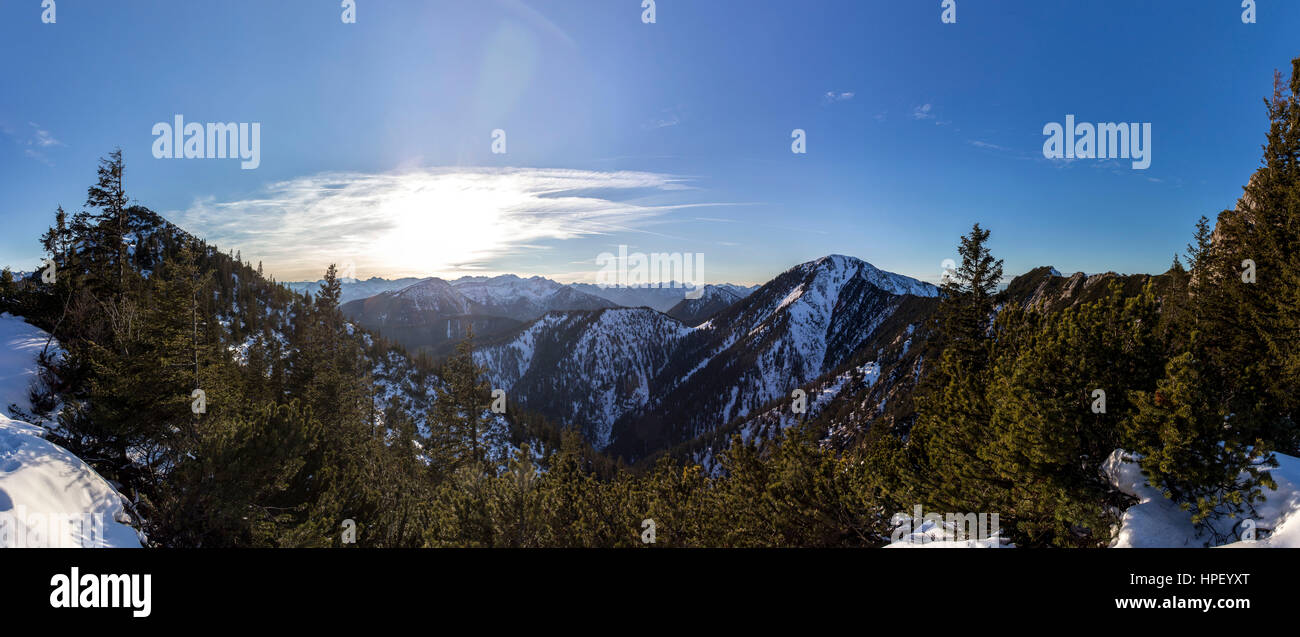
[
  {"xmin": 968, "ymin": 140, "xmax": 1010, "ymax": 152},
  {"xmin": 28, "ymin": 123, "xmax": 63, "ymax": 147},
  {"xmin": 24, "ymin": 148, "xmax": 53, "ymax": 167},
  {"xmin": 823, "ymin": 91, "xmax": 855, "ymax": 103},
  {"xmin": 10, "ymin": 122, "xmax": 64, "ymax": 165},
  {"xmin": 171, "ymin": 167, "xmax": 729, "ymax": 280},
  {"xmin": 911, "ymin": 104, "xmax": 950, "ymax": 125}
]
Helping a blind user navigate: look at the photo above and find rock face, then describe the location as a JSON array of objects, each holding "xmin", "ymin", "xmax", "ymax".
[
  {"xmin": 474, "ymin": 308, "xmax": 696, "ymax": 450},
  {"xmin": 1002, "ymin": 266, "xmax": 1168, "ymax": 314}
]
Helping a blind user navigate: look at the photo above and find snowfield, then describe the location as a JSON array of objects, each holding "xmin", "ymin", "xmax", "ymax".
[{"xmin": 0, "ymin": 313, "xmax": 141, "ymax": 548}]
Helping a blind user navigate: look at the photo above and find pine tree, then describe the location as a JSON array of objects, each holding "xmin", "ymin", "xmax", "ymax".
[
  {"xmin": 1127, "ymin": 351, "xmax": 1276, "ymax": 544},
  {"xmin": 433, "ymin": 331, "xmax": 507, "ymax": 470},
  {"xmin": 84, "ymin": 149, "xmax": 129, "ymax": 302},
  {"xmin": 902, "ymin": 223, "xmax": 1006, "ymax": 515},
  {"xmin": 982, "ymin": 284, "xmax": 1163, "ymax": 547}
]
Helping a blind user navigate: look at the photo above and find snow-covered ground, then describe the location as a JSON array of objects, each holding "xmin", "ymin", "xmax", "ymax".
[
  {"xmin": 884, "ymin": 448, "xmax": 1300, "ymax": 548},
  {"xmin": 1105, "ymin": 450, "xmax": 1300, "ymax": 549},
  {"xmin": 0, "ymin": 312, "xmax": 51, "ymax": 414},
  {"xmin": 0, "ymin": 313, "xmax": 141, "ymax": 548}
]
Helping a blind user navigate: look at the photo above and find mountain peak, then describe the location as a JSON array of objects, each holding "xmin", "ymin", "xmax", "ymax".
[{"xmin": 803, "ymin": 254, "xmax": 937, "ymax": 298}]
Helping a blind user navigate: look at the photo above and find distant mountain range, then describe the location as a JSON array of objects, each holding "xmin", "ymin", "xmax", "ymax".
[
  {"xmin": 285, "ymin": 277, "xmax": 425, "ymax": 304},
  {"xmin": 287, "ymin": 274, "xmax": 757, "ymax": 354},
  {"xmin": 288, "ymin": 275, "xmax": 759, "ymax": 312}
]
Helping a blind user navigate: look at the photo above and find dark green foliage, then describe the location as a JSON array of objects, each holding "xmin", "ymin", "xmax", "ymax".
[{"xmin": 980, "ymin": 286, "xmax": 1163, "ymax": 546}]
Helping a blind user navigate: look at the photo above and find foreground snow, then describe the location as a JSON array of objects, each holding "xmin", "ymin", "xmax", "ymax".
[
  {"xmin": 0, "ymin": 312, "xmax": 51, "ymax": 414},
  {"xmin": 884, "ymin": 448, "xmax": 1300, "ymax": 548},
  {"xmin": 0, "ymin": 313, "xmax": 141, "ymax": 548},
  {"xmin": 1106, "ymin": 449, "xmax": 1300, "ymax": 549},
  {"xmin": 0, "ymin": 415, "xmax": 142, "ymax": 547}
]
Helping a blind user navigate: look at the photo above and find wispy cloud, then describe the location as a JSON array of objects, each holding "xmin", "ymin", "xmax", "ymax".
[
  {"xmin": 911, "ymin": 104, "xmax": 950, "ymax": 125},
  {"xmin": 823, "ymin": 91, "xmax": 855, "ymax": 103},
  {"xmin": 23, "ymin": 148, "xmax": 53, "ymax": 166},
  {"xmin": 7, "ymin": 122, "xmax": 64, "ymax": 165},
  {"xmin": 28, "ymin": 123, "xmax": 63, "ymax": 147},
  {"xmin": 171, "ymin": 167, "xmax": 727, "ymax": 280},
  {"xmin": 968, "ymin": 140, "xmax": 1010, "ymax": 152}
]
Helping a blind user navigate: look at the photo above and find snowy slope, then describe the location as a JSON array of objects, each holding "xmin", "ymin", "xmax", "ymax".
[
  {"xmin": 1106, "ymin": 450, "xmax": 1300, "ymax": 548},
  {"xmin": 476, "ymin": 308, "xmax": 695, "ymax": 449},
  {"xmin": 0, "ymin": 313, "xmax": 141, "ymax": 548},
  {"xmin": 0, "ymin": 415, "xmax": 142, "ymax": 548},
  {"xmin": 0, "ymin": 312, "xmax": 52, "ymax": 414},
  {"xmin": 688, "ymin": 360, "xmax": 883, "ymax": 474},
  {"xmin": 605, "ymin": 255, "xmax": 935, "ymax": 456}
]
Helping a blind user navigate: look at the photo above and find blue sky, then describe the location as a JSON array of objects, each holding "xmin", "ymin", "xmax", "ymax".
[{"xmin": 1, "ymin": 0, "xmax": 1297, "ymax": 285}]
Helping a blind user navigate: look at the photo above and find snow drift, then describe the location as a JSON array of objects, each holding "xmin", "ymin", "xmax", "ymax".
[{"xmin": 0, "ymin": 313, "xmax": 141, "ymax": 548}]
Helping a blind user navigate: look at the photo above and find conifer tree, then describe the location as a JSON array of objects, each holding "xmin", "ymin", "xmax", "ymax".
[
  {"xmin": 983, "ymin": 285, "xmax": 1163, "ymax": 546},
  {"xmin": 903, "ymin": 223, "xmax": 1006, "ymax": 514},
  {"xmin": 84, "ymin": 148, "xmax": 129, "ymax": 302}
]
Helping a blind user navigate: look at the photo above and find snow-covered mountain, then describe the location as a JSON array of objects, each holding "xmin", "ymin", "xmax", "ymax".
[
  {"xmin": 286, "ymin": 276, "xmax": 426, "ymax": 305},
  {"xmin": 451, "ymin": 275, "xmax": 618, "ymax": 320},
  {"xmin": 475, "ymin": 308, "xmax": 695, "ymax": 449},
  {"xmin": 475, "ymin": 255, "xmax": 938, "ymax": 458},
  {"xmin": 605, "ymin": 254, "xmax": 937, "ymax": 457},
  {"xmin": 294, "ymin": 273, "xmax": 761, "ymax": 315}
]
